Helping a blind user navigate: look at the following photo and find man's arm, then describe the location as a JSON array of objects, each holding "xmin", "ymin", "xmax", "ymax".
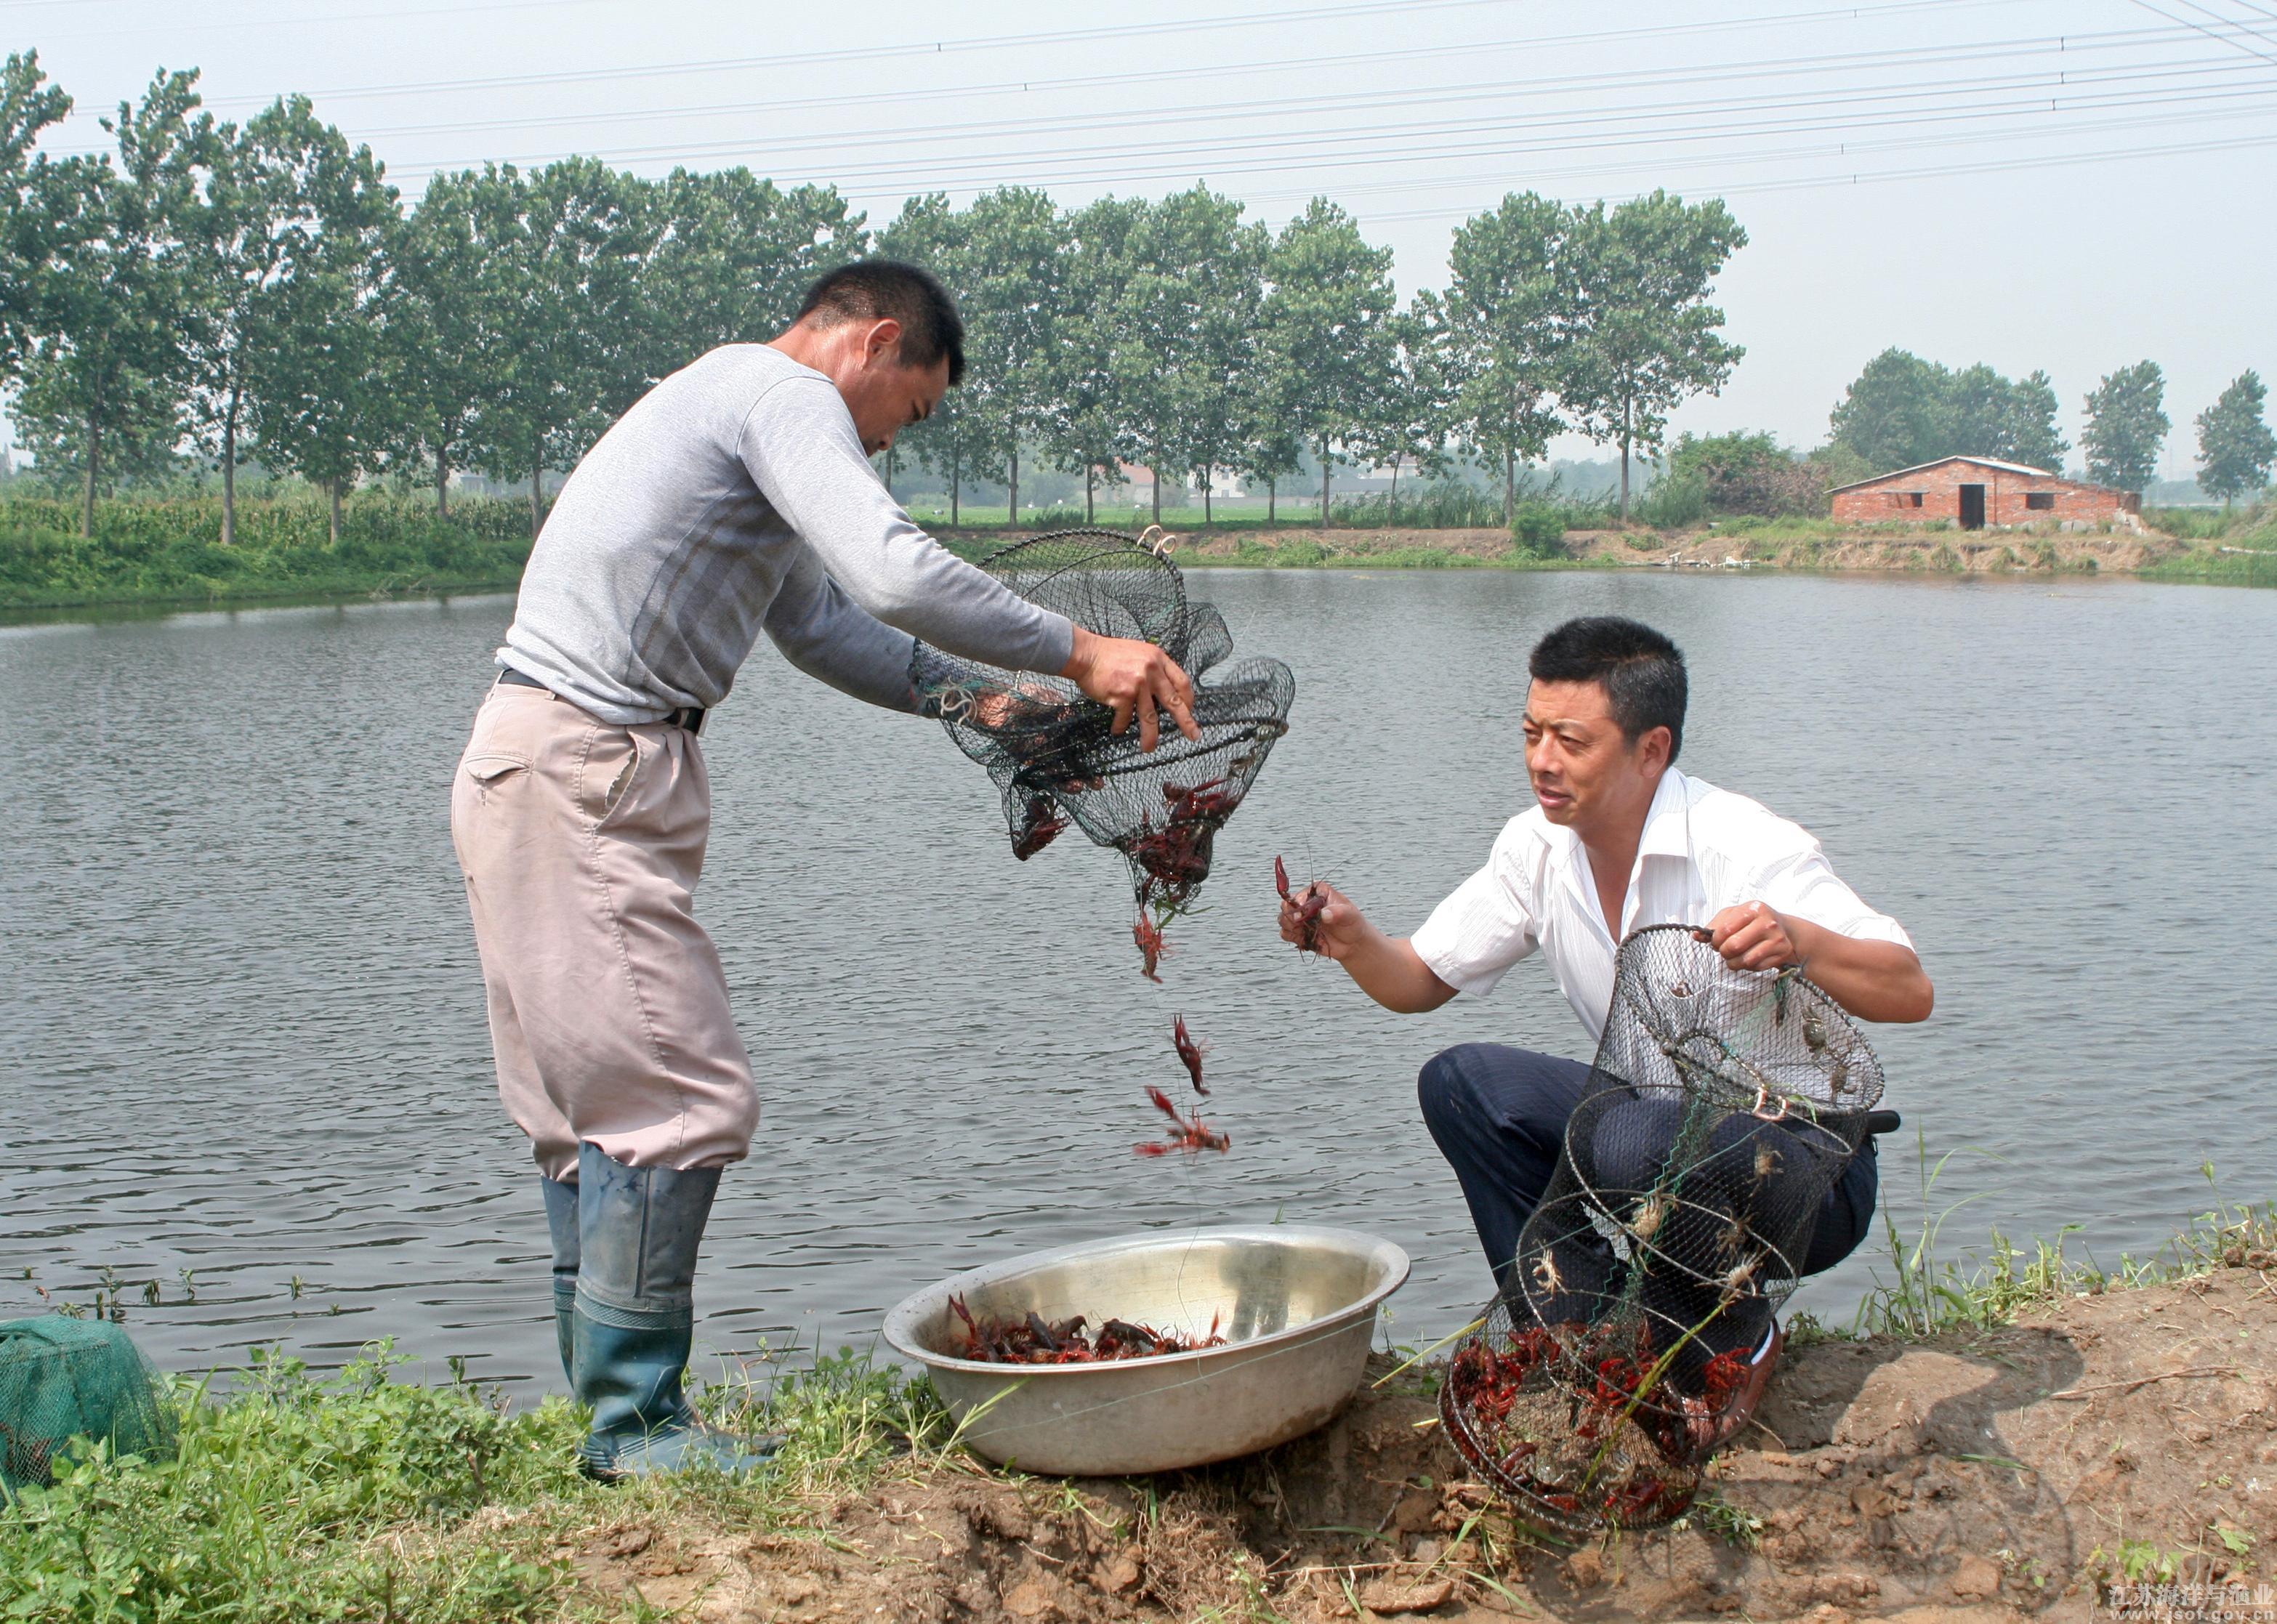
[
  {"xmin": 762, "ymin": 547, "xmax": 927, "ymax": 712},
  {"xmin": 745, "ymin": 381, "xmax": 1196, "ymax": 744},
  {"xmin": 1277, "ymin": 883, "xmax": 1460, "ymax": 1013},
  {"xmin": 1702, "ymin": 902, "xmax": 1934, "ymax": 1023}
]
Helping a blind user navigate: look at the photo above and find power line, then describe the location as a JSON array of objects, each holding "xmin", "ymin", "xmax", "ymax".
[
  {"xmin": 2127, "ymin": 0, "xmax": 2277, "ymax": 67},
  {"xmin": 280, "ymin": 17, "xmax": 2232, "ymax": 152},
  {"xmin": 1302, "ymin": 102, "xmax": 2277, "ymax": 221},
  {"xmin": 177, "ymin": 0, "xmax": 2029, "ymax": 110},
  {"xmin": 369, "ymin": 60, "xmax": 2277, "ymax": 189}
]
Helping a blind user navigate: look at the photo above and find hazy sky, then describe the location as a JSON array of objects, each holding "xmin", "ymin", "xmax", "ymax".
[{"xmin": 21, "ymin": 0, "xmax": 2277, "ymax": 472}]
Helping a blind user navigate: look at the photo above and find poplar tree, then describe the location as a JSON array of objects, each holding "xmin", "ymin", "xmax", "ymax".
[
  {"xmin": 1261, "ymin": 197, "xmax": 1395, "ymax": 527},
  {"xmin": 1043, "ymin": 195, "xmax": 1140, "ymax": 523},
  {"xmin": 1560, "ymin": 190, "xmax": 1746, "ymax": 521},
  {"xmin": 2081, "ymin": 360, "xmax": 2169, "ymax": 494},
  {"xmin": 2195, "ymin": 371, "xmax": 2275, "ymax": 506},
  {"xmin": 954, "ymin": 186, "xmax": 1065, "ymax": 526},
  {"xmin": 0, "ymin": 51, "xmax": 73, "ymax": 381},
  {"xmin": 1440, "ymin": 192, "xmax": 1573, "ymax": 525},
  {"xmin": 878, "ymin": 192, "xmax": 991, "ymax": 525},
  {"xmin": 16, "ymin": 69, "xmax": 205, "ymax": 534},
  {"xmin": 242, "ymin": 103, "xmax": 398, "ymax": 543}
]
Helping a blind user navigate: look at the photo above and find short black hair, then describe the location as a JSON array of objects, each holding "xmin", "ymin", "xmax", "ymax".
[
  {"xmin": 794, "ymin": 259, "xmax": 966, "ymax": 385},
  {"xmin": 1528, "ymin": 615, "xmax": 1688, "ymax": 762}
]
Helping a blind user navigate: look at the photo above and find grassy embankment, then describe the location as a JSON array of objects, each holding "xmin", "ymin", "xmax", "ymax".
[
  {"xmin": 0, "ymin": 494, "xmax": 536, "ymax": 612},
  {"xmin": 5, "ymin": 1168, "xmax": 2270, "ymax": 1623},
  {"xmin": 4, "ymin": 490, "xmax": 2270, "ymax": 614}
]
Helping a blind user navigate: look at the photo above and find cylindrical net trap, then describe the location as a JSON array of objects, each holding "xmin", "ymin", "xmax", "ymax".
[
  {"xmin": 913, "ymin": 531, "xmax": 1295, "ymax": 974},
  {"xmin": 1440, "ymin": 925, "xmax": 1885, "ymax": 1535}
]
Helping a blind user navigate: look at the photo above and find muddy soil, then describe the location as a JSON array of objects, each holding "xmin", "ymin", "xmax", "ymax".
[{"xmin": 556, "ymin": 1264, "xmax": 2276, "ymax": 1623}]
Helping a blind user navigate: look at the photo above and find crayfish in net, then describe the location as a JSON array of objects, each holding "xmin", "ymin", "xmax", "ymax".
[
  {"xmin": 947, "ymin": 1296, "xmax": 1226, "ymax": 1364},
  {"xmin": 1439, "ymin": 1313, "xmax": 1753, "ymax": 1532},
  {"xmin": 1123, "ymin": 778, "xmax": 1244, "ymax": 979},
  {"xmin": 1135, "ymin": 1085, "xmax": 1229, "ymax": 1157}
]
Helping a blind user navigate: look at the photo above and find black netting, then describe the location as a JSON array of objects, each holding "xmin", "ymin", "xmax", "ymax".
[
  {"xmin": 1441, "ymin": 925, "xmax": 1885, "ymax": 1534},
  {"xmin": 914, "ymin": 531, "xmax": 1295, "ymax": 977}
]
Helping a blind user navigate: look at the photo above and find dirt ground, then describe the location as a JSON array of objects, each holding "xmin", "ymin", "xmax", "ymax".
[{"xmin": 555, "ymin": 1261, "xmax": 2277, "ymax": 1623}]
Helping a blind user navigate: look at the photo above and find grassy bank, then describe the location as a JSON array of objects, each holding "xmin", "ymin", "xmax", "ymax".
[
  {"xmin": 7, "ymin": 1181, "xmax": 2270, "ymax": 1622},
  {"xmin": 0, "ymin": 495, "xmax": 534, "ymax": 611},
  {"xmin": 7, "ymin": 493, "xmax": 2270, "ymax": 615}
]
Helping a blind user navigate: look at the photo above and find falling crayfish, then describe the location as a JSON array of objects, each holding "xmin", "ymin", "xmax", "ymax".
[
  {"xmin": 1132, "ymin": 916, "xmax": 1168, "ymax": 982},
  {"xmin": 1173, "ymin": 1014, "xmax": 1208, "ymax": 1096},
  {"xmin": 1274, "ymin": 856, "xmax": 1329, "ymax": 953},
  {"xmin": 1135, "ymin": 1086, "xmax": 1230, "ymax": 1157}
]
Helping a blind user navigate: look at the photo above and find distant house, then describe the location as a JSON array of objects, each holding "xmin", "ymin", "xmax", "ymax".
[{"xmin": 1828, "ymin": 456, "xmax": 2141, "ymax": 531}]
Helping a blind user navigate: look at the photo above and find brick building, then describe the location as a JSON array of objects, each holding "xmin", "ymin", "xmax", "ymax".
[{"xmin": 1828, "ymin": 456, "xmax": 2141, "ymax": 530}]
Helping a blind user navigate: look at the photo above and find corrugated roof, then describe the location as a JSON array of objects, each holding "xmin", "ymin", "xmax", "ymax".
[{"xmin": 1826, "ymin": 454, "xmax": 2061, "ymax": 494}]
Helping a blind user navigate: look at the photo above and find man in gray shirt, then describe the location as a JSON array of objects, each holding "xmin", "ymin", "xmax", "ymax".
[{"xmin": 451, "ymin": 262, "xmax": 1194, "ymax": 1479}]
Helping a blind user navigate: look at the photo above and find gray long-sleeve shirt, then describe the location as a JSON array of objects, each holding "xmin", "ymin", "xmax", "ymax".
[{"xmin": 499, "ymin": 344, "xmax": 1074, "ymax": 724}]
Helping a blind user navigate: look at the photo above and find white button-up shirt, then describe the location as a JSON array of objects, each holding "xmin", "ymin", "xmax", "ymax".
[{"xmin": 1410, "ymin": 768, "xmax": 1913, "ymax": 1041}]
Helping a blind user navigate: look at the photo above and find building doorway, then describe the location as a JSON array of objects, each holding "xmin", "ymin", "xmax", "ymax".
[{"xmin": 1959, "ymin": 484, "xmax": 1986, "ymax": 529}]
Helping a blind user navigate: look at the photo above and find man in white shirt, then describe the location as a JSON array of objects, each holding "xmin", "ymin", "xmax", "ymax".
[{"xmin": 1279, "ymin": 616, "xmax": 1930, "ymax": 1393}]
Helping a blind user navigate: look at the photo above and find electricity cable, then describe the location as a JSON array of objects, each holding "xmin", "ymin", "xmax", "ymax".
[
  {"xmin": 2127, "ymin": 0, "xmax": 2277, "ymax": 66},
  {"xmin": 285, "ymin": 20, "xmax": 2249, "ymax": 153},
  {"xmin": 368, "ymin": 65, "xmax": 2277, "ymax": 190},
  {"xmin": 170, "ymin": 0, "xmax": 2037, "ymax": 110}
]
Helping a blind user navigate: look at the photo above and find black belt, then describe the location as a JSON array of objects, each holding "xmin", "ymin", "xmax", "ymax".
[{"xmin": 497, "ymin": 667, "xmax": 706, "ymax": 736}]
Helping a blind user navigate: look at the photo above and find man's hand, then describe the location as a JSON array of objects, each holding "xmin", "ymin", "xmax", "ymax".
[
  {"xmin": 1276, "ymin": 879, "xmax": 1367, "ymax": 962},
  {"xmin": 1698, "ymin": 902, "xmax": 1935, "ymax": 1023},
  {"xmin": 1273, "ymin": 878, "xmax": 1458, "ymax": 1013},
  {"xmin": 1060, "ymin": 626, "xmax": 1199, "ymax": 751},
  {"xmin": 1698, "ymin": 901, "xmax": 1801, "ymax": 972}
]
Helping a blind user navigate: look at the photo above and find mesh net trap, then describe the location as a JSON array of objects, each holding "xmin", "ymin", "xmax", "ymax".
[
  {"xmin": 0, "ymin": 1316, "xmax": 178, "ymax": 1492},
  {"xmin": 913, "ymin": 531, "xmax": 1296, "ymax": 977},
  {"xmin": 1439, "ymin": 924, "xmax": 1885, "ymax": 1535}
]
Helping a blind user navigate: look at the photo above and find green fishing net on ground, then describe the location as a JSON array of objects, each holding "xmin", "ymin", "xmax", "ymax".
[{"xmin": 0, "ymin": 1316, "xmax": 178, "ymax": 1491}]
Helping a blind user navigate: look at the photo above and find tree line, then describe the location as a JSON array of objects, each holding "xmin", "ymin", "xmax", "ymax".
[
  {"xmin": 1823, "ymin": 349, "xmax": 2274, "ymax": 504},
  {"xmin": 0, "ymin": 55, "xmax": 1749, "ymax": 541}
]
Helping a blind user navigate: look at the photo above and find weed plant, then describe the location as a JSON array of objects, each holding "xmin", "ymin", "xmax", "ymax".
[
  {"xmin": 1855, "ymin": 1151, "xmax": 2276, "ymax": 1340},
  {"xmin": 0, "ymin": 1338, "xmax": 951, "ymax": 1623}
]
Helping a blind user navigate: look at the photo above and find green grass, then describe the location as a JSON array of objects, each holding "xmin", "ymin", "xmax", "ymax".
[
  {"xmin": 0, "ymin": 1338, "xmax": 951, "ymax": 1623},
  {"xmin": 0, "ymin": 494, "xmax": 535, "ymax": 611},
  {"xmin": 1853, "ymin": 1152, "xmax": 2277, "ymax": 1341}
]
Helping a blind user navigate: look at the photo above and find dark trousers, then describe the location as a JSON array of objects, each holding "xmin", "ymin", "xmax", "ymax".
[{"xmin": 1418, "ymin": 1042, "xmax": 1879, "ymax": 1301}]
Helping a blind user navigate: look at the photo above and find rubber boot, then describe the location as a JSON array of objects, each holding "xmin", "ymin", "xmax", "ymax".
[
  {"xmin": 571, "ymin": 1141, "xmax": 777, "ymax": 1480},
  {"xmin": 540, "ymin": 1176, "xmax": 579, "ymax": 1388}
]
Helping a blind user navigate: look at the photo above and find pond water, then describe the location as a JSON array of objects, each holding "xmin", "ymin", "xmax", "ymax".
[{"xmin": 3, "ymin": 567, "xmax": 2272, "ymax": 1393}]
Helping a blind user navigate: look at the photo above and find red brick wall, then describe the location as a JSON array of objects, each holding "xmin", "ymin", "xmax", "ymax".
[{"xmin": 1830, "ymin": 461, "xmax": 2137, "ymax": 527}]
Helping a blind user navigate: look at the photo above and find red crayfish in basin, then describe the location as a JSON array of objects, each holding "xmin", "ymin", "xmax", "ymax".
[{"xmin": 948, "ymin": 1295, "xmax": 1226, "ymax": 1364}]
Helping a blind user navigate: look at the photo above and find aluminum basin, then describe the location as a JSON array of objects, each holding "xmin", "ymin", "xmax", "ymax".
[{"xmin": 882, "ymin": 1224, "xmax": 1409, "ymax": 1476}]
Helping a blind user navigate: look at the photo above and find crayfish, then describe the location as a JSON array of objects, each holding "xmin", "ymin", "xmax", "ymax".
[
  {"xmin": 947, "ymin": 1295, "xmax": 1225, "ymax": 1364},
  {"xmin": 1135, "ymin": 1086, "xmax": 1230, "ymax": 1156},
  {"xmin": 1274, "ymin": 856, "xmax": 1328, "ymax": 953},
  {"xmin": 1010, "ymin": 793, "xmax": 1068, "ymax": 861},
  {"xmin": 1132, "ymin": 916, "xmax": 1168, "ymax": 982},
  {"xmin": 1172, "ymin": 1013, "xmax": 1208, "ymax": 1095}
]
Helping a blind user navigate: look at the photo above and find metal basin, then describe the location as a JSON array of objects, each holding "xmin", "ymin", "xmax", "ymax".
[{"xmin": 882, "ymin": 1224, "xmax": 1409, "ymax": 1476}]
